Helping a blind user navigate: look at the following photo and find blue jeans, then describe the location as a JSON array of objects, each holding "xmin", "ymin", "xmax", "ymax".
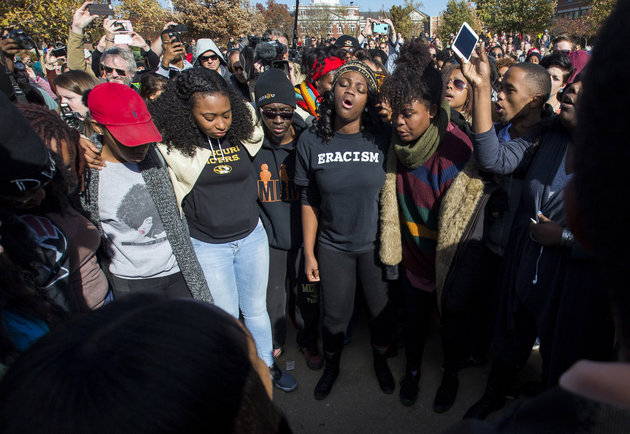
[{"xmin": 191, "ymin": 220, "xmax": 273, "ymax": 366}]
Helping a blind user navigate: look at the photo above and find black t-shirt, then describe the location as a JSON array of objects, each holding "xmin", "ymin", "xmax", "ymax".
[
  {"xmin": 183, "ymin": 138, "xmax": 259, "ymax": 243},
  {"xmin": 294, "ymin": 127, "xmax": 388, "ymax": 253}
]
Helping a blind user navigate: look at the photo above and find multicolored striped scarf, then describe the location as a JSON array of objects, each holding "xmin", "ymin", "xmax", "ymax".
[{"xmin": 295, "ymin": 81, "xmax": 320, "ymax": 118}]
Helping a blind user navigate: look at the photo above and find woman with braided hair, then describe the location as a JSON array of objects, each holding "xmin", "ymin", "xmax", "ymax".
[
  {"xmin": 379, "ymin": 39, "xmax": 473, "ymax": 410},
  {"xmin": 149, "ymin": 67, "xmax": 297, "ymax": 392}
]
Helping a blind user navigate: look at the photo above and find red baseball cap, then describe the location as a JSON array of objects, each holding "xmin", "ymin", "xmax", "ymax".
[{"xmin": 87, "ymin": 82, "xmax": 162, "ymax": 147}]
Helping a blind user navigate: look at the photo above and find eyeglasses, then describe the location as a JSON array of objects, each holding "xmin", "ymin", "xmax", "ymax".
[
  {"xmin": 200, "ymin": 54, "xmax": 219, "ymax": 62},
  {"xmin": 447, "ymin": 78, "xmax": 467, "ymax": 91},
  {"xmin": 261, "ymin": 110, "xmax": 294, "ymax": 120},
  {"xmin": 489, "ymin": 52, "xmax": 503, "ymax": 59},
  {"xmin": 231, "ymin": 64, "xmax": 243, "ymax": 72},
  {"xmin": 102, "ymin": 65, "xmax": 127, "ymax": 76}
]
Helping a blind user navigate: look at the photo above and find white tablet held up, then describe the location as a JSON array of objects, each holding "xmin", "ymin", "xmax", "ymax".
[{"xmin": 452, "ymin": 22, "xmax": 479, "ymax": 63}]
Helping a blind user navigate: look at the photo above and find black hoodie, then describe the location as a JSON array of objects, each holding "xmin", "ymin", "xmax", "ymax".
[{"xmin": 252, "ymin": 116, "xmax": 307, "ymax": 250}]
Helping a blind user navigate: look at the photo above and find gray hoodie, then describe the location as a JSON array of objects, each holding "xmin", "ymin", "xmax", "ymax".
[{"xmin": 193, "ymin": 39, "xmax": 229, "ymax": 78}]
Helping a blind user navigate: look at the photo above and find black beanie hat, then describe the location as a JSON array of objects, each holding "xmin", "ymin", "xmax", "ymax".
[
  {"xmin": 0, "ymin": 93, "xmax": 55, "ymax": 195},
  {"xmin": 254, "ymin": 69, "xmax": 296, "ymax": 110}
]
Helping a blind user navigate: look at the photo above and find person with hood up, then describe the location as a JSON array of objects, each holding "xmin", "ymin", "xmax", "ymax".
[{"xmin": 194, "ymin": 39, "xmax": 229, "ymax": 78}]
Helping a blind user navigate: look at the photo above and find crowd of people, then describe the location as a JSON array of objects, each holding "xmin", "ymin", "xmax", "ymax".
[{"xmin": 0, "ymin": 0, "xmax": 629, "ymax": 431}]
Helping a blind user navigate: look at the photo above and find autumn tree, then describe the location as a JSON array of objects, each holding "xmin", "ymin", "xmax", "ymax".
[
  {"xmin": 256, "ymin": 0, "xmax": 294, "ymax": 35},
  {"xmin": 550, "ymin": 16, "xmax": 591, "ymax": 42},
  {"xmin": 115, "ymin": 0, "xmax": 173, "ymax": 39},
  {"xmin": 0, "ymin": 0, "xmax": 83, "ymax": 43},
  {"xmin": 438, "ymin": 0, "xmax": 481, "ymax": 42},
  {"xmin": 390, "ymin": 1, "xmax": 418, "ymax": 41},
  {"xmin": 171, "ymin": 0, "xmax": 256, "ymax": 39},
  {"xmin": 585, "ymin": 0, "xmax": 616, "ymax": 34},
  {"xmin": 477, "ymin": 0, "xmax": 557, "ymax": 34}
]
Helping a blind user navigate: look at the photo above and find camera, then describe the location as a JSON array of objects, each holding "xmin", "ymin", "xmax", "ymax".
[
  {"xmin": 254, "ymin": 39, "xmax": 287, "ymax": 67},
  {"xmin": 2, "ymin": 29, "xmax": 36, "ymax": 51},
  {"xmin": 166, "ymin": 24, "xmax": 188, "ymax": 43},
  {"xmin": 60, "ymin": 103, "xmax": 84, "ymax": 132}
]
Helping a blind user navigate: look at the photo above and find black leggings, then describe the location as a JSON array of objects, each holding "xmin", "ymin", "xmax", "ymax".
[
  {"xmin": 318, "ymin": 245, "xmax": 392, "ymax": 351},
  {"xmin": 267, "ymin": 246, "xmax": 320, "ymax": 348},
  {"xmin": 401, "ymin": 273, "xmax": 436, "ymax": 372}
]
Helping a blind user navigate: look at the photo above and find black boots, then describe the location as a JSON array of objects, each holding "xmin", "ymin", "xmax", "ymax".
[
  {"xmin": 433, "ymin": 370, "xmax": 459, "ymax": 413},
  {"xmin": 373, "ymin": 348, "xmax": 395, "ymax": 394},
  {"xmin": 314, "ymin": 331, "xmax": 344, "ymax": 400},
  {"xmin": 463, "ymin": 386, "xmax": 506, "ymax": 419},
  {"xmin": 464, "ymin": 360, "xmax": 515, "ymax": 419},
  {"xmin": 399, "ymin": 371, "xmax": 420, "ymax": 406},
  {"xmin": 314, "ymin": 351, "xmax": 340, "ymax": 400}
]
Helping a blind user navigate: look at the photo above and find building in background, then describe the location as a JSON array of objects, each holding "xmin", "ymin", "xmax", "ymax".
[
  {"xmin": 555, "ymin": 0, "xmax": 591, "ymax": 19},
  {"xmin": 293, "ymin": 0, "xmax": 429, "ymax": 39}
]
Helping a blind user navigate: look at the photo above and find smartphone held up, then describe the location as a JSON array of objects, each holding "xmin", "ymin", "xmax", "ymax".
[
  {"xmin": 452, "ymin": 22, "xmax": 479, "ymax": 63},
  {"xmin": 113, "ymin": 20, "xmax": 134, "ymax": 45}
]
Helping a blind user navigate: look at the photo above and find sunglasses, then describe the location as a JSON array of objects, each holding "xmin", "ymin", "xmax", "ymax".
[
  {"xmin": 261, "ymin": 110, "xmax": 293, "ymax": 120},
  {"xmin": 447, "ymin": 78, "xmax": 467, "ymax": 91},
  {"xmin": 489, "ymin": 52, "xmax": 503, "ymax": 59},
  {"xmin": 231, "ymin": 64, "xmax": 243, "ymax": 72},
  {"xmin": 102, "ymin": 65, "xmax": 127, "ymax": 76},
  {"xmin": 200, "ymin": 54, "xmax": 219, "ymax": 62}
]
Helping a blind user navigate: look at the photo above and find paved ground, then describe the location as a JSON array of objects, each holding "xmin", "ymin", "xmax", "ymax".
[{"xmin": 273, "ymin": 305, "xmax": 541, "ymax": 434}]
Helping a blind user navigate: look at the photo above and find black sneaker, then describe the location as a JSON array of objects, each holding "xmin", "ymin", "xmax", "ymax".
[
  {"xmin": 399, "ymin": 372, "xmax": 420, "ymax": 406},
  {"xmin": 270, "ymin": 363, "xmax": 297, "ymax": 392}
]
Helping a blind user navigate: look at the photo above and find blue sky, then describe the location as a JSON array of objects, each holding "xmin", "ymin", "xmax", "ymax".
[{"xmin": 275, "ymin": 0, "xmax": 449, "ymax": 17}]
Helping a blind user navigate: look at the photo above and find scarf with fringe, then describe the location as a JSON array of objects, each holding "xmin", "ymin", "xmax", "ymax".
[{"xmin": 295, "ymin": 81, "xmax": 320, "ymax": 118}]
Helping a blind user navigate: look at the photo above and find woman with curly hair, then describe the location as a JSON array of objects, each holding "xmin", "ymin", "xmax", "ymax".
[
  {"xmin": 379, "ymin": 39, "xmax": 473, "ymax": 410},
  {"xmin": 149, "ymin": 67, "xmax": 296, "ymax": 392},
  {"xmin": 295, "ymin": 61, "xmax": 394, "ymax": 400}
]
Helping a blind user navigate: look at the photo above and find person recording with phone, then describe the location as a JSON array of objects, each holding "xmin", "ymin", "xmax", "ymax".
[
  {"xmin": 156, "ymin": 26, "xmax": 193, "ymax": 79},
  {"xmin": 68, "ymin": 2, "xmax": 159, "ymax": 84},
  {"xmin": 358, "ymin": 17, "xmax": 398, "ymax": 73}
]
